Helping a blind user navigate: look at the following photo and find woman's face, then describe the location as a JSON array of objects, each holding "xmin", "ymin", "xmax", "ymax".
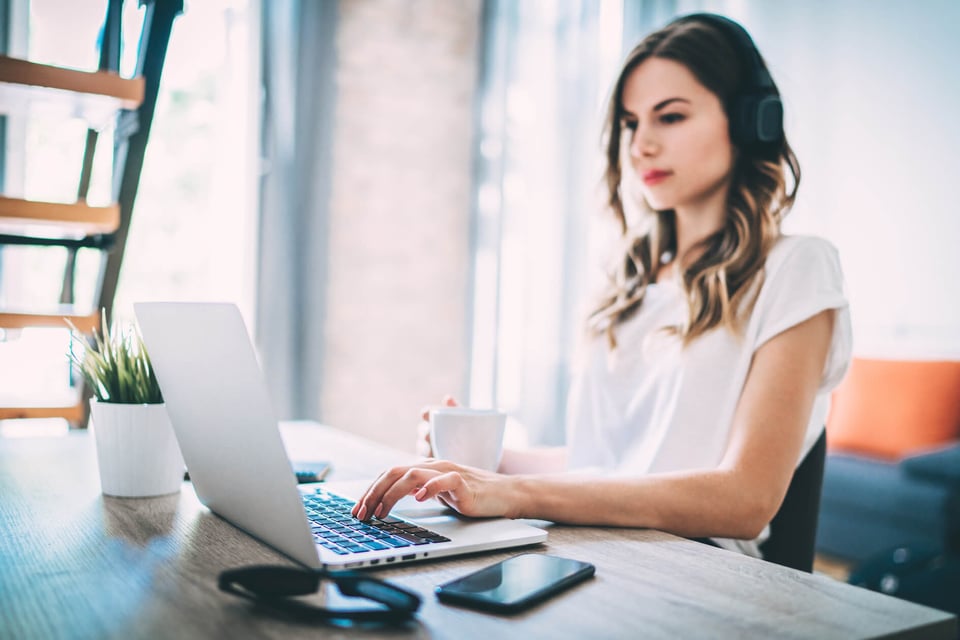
[{"xmin": 620, "ymin": 57, "xmax": 734, "ymax": 214}]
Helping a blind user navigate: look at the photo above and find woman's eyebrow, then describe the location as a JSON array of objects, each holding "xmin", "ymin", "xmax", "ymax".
[
  {"xmin": 620, "ymin": 97, "xmax": 690, "ymax": 117},
  {"xmin": 653, "ymin": 97, "xmax": 690, "ymax": 111}
]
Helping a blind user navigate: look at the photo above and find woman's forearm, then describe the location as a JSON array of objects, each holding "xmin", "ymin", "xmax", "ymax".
[
  {"xmin": 508, "ymin": 469, "xmax": 773, "ymax": 540},
  {"xmin": 498, "ymin": 446, "xmax": 568, "ymax": 475}
]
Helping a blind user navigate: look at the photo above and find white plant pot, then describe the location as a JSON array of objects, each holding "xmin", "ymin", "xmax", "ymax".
[{"xmin": 90, "ymin": 400, "xmax": 185, "ymax": 498}]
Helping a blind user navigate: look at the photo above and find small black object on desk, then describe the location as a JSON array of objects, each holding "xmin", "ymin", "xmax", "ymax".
[{"xmin": 184, "ymin": 461, "xmax": 332, "ymax": 484}]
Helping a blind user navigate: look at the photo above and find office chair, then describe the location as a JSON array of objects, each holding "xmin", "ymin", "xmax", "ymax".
[{"xmin": 759, "ymin": 429, "xmax": 827, "ymax": 572}]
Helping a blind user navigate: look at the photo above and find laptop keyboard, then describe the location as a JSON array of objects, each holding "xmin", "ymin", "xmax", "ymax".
[{"xmin": 302, "ymin": 490, "xmax": 451, "ymax": 556}]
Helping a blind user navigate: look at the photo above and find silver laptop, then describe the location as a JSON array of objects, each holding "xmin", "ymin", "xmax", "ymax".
[{"xmin": 134, "ymin": 302, "xmax": 547, "ymax": 569}]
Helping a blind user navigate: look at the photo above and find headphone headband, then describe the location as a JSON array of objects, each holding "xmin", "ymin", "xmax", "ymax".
[
  {"xmin": 678, "ymin": 13, "xmax": 774, "ymax": 91},
  {"xmin": 668, "ymin": 13, "xmax": 783, "ymax": 146}
]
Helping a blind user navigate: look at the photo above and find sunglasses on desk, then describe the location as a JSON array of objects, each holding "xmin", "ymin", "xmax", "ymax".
[{"xmin": 218, "ymin": 565, "xmax": 422, "ymax": 624}]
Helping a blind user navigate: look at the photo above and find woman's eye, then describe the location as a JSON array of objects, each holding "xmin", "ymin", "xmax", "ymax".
[
  {"xmin": 621, "ymin": 120, "xmax": 638, "ymax": 131},
  {"xmin": 660, "ymin": 113, "xmax": 685, "ymax": 124}
]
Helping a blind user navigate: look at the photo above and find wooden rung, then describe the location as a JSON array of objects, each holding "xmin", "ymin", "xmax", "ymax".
[
  {"xmin": 0, "ymin": 308, "xmax": 100, "ymax": 333},
  {"xmin": 0, "ymin": 55, "xmax": 143, "ymax": 104},
  {"xmin": 0, "ymin": 404, "xmax": 85, "ymax": 423},
  {"xmin": 0, "ymin": 55, "xmax": 144, "ymax": 128},
  {"xmin": 0, "ymin": 196, "xmax": 120, "ymax": 235}
]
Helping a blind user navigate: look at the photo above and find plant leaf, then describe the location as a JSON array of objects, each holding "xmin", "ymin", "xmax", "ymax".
[{"xmin": 64, "ymin": 309, "xmax": 164, "ymax": 405}]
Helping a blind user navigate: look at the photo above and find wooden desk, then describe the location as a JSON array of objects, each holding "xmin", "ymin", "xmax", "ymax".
[{"xmin": 0, "ymin": 423, "xmax": 955, "ymax": 639}]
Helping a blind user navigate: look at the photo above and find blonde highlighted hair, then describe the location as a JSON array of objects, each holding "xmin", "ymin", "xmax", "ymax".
[{"xmin": 589, "ymin": 16, "xmax": 801, "ymax": 348}]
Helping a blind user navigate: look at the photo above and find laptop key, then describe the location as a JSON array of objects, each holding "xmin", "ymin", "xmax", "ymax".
[
  {"xmin": 361, "ymin": 540, "xmax": 390, "ymax": 551},
  {"xmin": 353, "ymin": 524, "xmax": 381, "ymax": 534},
  {"xmin": 391, "ymin": 531, "xmax": 434, "ymax": 545},
  {"xmin": 380, "ymin": 537, "xmax": 413, "ymax": 548}
]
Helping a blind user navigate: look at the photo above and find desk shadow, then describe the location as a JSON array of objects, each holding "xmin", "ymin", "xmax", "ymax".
[
  {"xmin": 99, "ymin": 492, "xmax": 180, "ymax": 546},
  {"xmin": 226, "ymin": 599, "xmax": 432, "ymax": 636}
]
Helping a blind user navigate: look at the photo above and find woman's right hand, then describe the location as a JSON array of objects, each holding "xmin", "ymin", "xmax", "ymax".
[{"xmin": 416, "ymin": 395, "xmax": 459, "ymax": 457}]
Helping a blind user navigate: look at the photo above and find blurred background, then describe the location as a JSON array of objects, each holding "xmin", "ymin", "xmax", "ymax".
[{"xmin": 1, "ymin": 0, "xmax": 958, "ymax": 451}]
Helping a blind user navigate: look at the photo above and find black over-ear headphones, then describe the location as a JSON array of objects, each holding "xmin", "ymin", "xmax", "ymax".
[{"xmin": 671, "ymin": 13, "xmax": 783, "ymax": 147}]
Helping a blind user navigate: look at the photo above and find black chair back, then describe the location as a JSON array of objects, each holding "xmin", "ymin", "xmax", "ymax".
[{"xmin": 759, "ymin": 429, "xmax": 827, "ymax": 572}]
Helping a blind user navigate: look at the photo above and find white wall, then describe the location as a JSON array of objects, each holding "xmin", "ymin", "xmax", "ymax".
[{"xmin": 720, "ymin": 0, "xmax": 960, "ymax": 358}]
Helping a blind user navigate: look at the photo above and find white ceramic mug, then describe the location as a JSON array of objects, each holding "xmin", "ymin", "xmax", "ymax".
[{"xmin": 429, "ymin": 408, "xmax": 506, "ymax": 471}]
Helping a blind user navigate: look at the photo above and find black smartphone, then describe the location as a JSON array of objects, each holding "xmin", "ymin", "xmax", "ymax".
[
  {"xmin": 293, "ymin": 461, "xmax": 332, "ymax": 484},
  {"xmin": 435, "ymin": 554, "xmax": 595, "ymax": 614}
]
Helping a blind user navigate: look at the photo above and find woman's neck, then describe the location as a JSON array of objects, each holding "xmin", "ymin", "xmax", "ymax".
[
  {"xmin": 672, "ymin": 184, "xmax": 729, "ymax": 265},
  {"xmin": 656, "ymin": 214, "xmax": 721, "ymax": 285}
]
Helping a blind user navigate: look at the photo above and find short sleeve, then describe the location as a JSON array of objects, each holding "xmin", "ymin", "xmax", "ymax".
[{"xmin": 750, "ymin": 236, "xmax": 853, "ymax": 392}]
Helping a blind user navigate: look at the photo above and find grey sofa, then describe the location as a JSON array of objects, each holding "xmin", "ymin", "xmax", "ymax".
[{"xmin": 816, "ymin": 443, "xmax": 960, "ymax": 562}]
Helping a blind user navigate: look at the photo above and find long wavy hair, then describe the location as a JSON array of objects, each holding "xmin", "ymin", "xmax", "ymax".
[{"xmin": 588, "ymin": 15, "xmax": 801, "ymax": 349}]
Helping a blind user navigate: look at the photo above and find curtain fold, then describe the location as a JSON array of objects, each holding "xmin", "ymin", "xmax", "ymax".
[
  {"xmin": 470, "ymin": 0, "xmax": 624, "ymax": 444},
  {"xmin": 257, "ymin": 0, "xmax": 338, "ymax": 420}
]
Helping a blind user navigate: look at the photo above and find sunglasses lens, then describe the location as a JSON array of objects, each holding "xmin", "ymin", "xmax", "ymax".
[
  {"xmin": 219, "ymin": 566, "xmax": 421, "ymax": 623},
  {"xmin": 339, "ymin": 578, "xmax": 421, "ymax": 612},
  {"xmin": 221, "ymin": 565, "xmax": 320, "ymax": 597}
]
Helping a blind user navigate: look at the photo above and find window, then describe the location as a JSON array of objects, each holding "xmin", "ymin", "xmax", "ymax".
[{"xmin": 0, "ymin": 0, "xmax": 260, "ymax": 435}]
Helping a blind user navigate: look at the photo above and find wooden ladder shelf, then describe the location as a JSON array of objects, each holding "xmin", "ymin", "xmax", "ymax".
[
  {"xmin": 0, "ymin": 196, "xmax": 120, "ymax": 236},
  {"xmin": 0, "ymin": 0, "xmax": 183, "ymax": 429},
  {"xmin": 0, "ymin": 55, "xmax": 144, "ymax": 127}
]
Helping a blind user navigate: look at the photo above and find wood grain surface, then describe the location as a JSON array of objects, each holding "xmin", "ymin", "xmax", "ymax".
[{"xmin": 0, "ymin": 423, "xmax": 955, "ymax": 639}]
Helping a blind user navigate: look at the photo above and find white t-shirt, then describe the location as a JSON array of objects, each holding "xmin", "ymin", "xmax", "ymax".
[{"xmin": 565, "ymin": 235, "xmax": 853, "ymax": 558}]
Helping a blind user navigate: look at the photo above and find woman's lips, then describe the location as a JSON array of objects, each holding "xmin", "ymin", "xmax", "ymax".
[{"xmin": 642, "ymin": 170, "xmax": 672, "ymax": 185}]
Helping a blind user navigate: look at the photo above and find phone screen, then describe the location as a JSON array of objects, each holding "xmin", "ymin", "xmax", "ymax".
[{"xmin": 435, "ymin": 554, "xmax": 595, "ymax": 613}]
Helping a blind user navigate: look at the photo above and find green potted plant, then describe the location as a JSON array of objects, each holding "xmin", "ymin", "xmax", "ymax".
[{"xmin": 69, "ymin": 311, "xmax": 183, "ymax": 497}]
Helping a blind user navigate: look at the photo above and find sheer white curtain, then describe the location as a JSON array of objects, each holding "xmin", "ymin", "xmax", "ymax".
[
  {"xmin": 469, "ymin": 0, "xmax": 628, "ymax": 444},
  {"xmin": 257, "ymin": 0, "xmax": 338, "ymax": 419}
]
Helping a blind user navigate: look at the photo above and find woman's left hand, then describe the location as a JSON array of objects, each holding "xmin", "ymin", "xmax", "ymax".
[{"xmin": 350, "ymin": 460, "xmax": 521, "ymax": 521}]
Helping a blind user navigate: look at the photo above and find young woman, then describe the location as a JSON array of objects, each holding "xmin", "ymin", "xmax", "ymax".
[{"xmin": 352, "ymin": 13, "xmax": 851, "ymax": 559}]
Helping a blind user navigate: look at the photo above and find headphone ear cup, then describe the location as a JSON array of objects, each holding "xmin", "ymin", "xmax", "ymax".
[
  {"xmin": 731, "ymin": 94, "xmax": 783, "ymax": 146},
  {"xmin": 755, "ymin": 95, "xmax": 783, "ymax": 144}
]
